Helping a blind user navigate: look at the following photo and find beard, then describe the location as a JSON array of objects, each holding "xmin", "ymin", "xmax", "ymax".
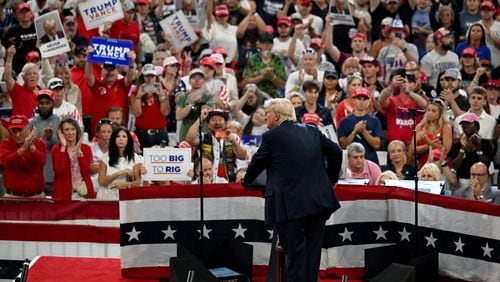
[
  {"xmin": 441, "ymin": 43, "xmax": 453, "ymax": 51},
  {"xmin": 39, "ymin": 109, "xmax": 53, "ymax": 119}
]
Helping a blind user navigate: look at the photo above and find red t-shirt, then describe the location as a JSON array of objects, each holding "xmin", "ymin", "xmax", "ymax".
[
  {"xmin": 70, "ymin": 67, "xmax": 93, "ymax": 116},
  {"xmin": 76, "ymin": 15, "xmax": 99, "ymax": 44},
  {"xmin": 386, "ymin": 95, "xmax": 423, "ymax": 144},
  {"xmin": 133, "ymin": 94, "xmax": 167, "ymax": 130},
  {"xmin": 109, "ymin": 19, "xmax": 140, "ymax": 47},
  {"xmin": 90, "ymin": 78, "xmax": 130, "ymax": 134},
  {"xmin": 10, "ymin": 83, "xmax": 38, "ymax": 118}
]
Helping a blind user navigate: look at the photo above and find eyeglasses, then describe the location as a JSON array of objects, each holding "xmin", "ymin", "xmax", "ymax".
[{"xmin": 470, "ymin": 173, "xmax": 487, "ymax": 177}]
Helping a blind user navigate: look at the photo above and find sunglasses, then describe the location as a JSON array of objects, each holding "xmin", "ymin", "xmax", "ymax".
[
  {"xmin": 302, "ymin": 48, "xmax": 316, "ymax": 55},
  {"xmin": 98, "ymin": 118, "xmax": 113, "ymax": 125}
]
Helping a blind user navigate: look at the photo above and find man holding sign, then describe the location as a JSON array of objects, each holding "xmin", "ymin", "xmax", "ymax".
[{"xmin": 85, "ymin": 46, "xmax": 136, "ymax": 135}]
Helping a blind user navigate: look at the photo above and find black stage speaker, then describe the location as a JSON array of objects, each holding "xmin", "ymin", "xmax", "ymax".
[
  {"xmin": 365, "ymin": 245, "xmax": 438, "ymax": 282},
  {"xmin": 170, "ymin": 254, "xmax": 218, "ymax": 282},
  {"xmin": 369, "ymin": 263, "xmax": 415, "ymax": 282}
]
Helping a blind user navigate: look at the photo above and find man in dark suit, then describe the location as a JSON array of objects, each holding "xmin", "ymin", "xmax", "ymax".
[
  {"xmin": 244, "ymin": 98, "xmax": 343, "ymax": 282},
  {"xmin": 40, "ymin": 19, "xmax": 65, "ymax": 44}
]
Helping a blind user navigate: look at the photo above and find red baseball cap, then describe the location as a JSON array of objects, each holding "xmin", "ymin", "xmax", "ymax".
[
  {"xmin": 480, "ymin": 1, "xmax": 495, "ymax": 10},
  {"xmin": 352, "ymin": 87, "xmax": 370, "ymax": 99},
  {"xmin": 37, "ymin": 89, "xmax": 55, "ymax": 101},
  {"xmin": 215, "ymin": 5, "xmax": 229, "ymax": 16},
  {"xmin": 351, "ymin": 32, "xmax": 367, "ymax": 42},
  {"xmin": 461, "ymin": 47, "xmax": 477, "ymax": 57},
  {"xmin": 136, "ymin": 0, "xmax": 148, "ymax": 4},
  {"xmin": 297, "ymin": 0, "xmax": 312, "ymax": 6},
  {"xmin": 26, "ymin": 51, "xmax": 40, "ymax": 62},
  {"xmin": 482, "ymin": 79, "xmax": 500, "ymax": 89},
  {"xmin": 16, "ymin": 2, "xmax": 31, "ymax": 13},
  {"xmin": 277, "ymin": 16, "xmax": 292, "ymax": 27},
  {"xmin": 434, "ymin": 27, "xmax": 452, "ymax": 41},
  {"xmin": 200, "ymin": 56, "xmax": 216, "ymax": 69},
  {"xmin": 212, "ymin": 47, "xmax": 228, "ymax": 57},
  {"xmin": 8, "ymin": 115, "xmax": 29, "ymax": 129},
  {"xmin": 310, "ymin": 38, "xmax": 323, "ymax": 49},
  {"xmin": 301, "ymin": 112, "xmax": 320, "ymax": 126}
]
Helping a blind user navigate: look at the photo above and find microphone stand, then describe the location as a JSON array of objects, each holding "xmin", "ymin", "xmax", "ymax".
[
  {"xmin": 195, "ymin": 104, "xmax": 205, "ymax": 261},
  {"xmin": 409, "ymin": 108, "xmax": 419, "ymax": 257}
]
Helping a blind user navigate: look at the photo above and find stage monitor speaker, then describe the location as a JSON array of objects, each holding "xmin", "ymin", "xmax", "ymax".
[
  {"xmin": 365, "ymin": 244, "xmax": 406, "ymax": 279},
  {"xmin": 169, "ymin": 255, "xmax": 218, "ymax": 282},
  {"xmin": 369, "ymin": 263, "xmax": 415, "ymax": 282},
  {"xmin": 410, "ymin": 251, "xmax": 438, "ymax": 282}
]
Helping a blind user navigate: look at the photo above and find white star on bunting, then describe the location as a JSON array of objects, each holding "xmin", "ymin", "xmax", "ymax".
[
  {"xmin": 232, "ymin": 223, "xmax": 247, "ymax": 239},
  {"xmin": 425, "ymin": 232, "xmax": 438, "ymax": 248},
  {"xmin": 454, "ymin": 237, "xmax": 465, "ymax": 253},
  {"xmin": 398, "ymin": 227, "xmax": 411, "ymax": 242},
  {"xmin": 196, "ymin": 224, "xmax": 213, "ymax": 239},
  {"xmin": 481, "ymin": 242, "xmax": 493, "ymax": 258},
  {"xmin": 162, "ymin": 225, "xmax": 177, "ymax": 240},
  {"xmin": 339, "ymin": 228, "xmax": 353, "ymax": 242},
  {"xmin": 373, "ymin": 226, "xmax": 388, "ymax": 240},
  {"xmin": 126, "ymin": 226, "xmax": 142, "ymax": 242}
]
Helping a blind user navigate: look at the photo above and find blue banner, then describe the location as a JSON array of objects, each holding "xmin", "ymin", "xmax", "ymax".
[{"xmin": 88, "ymin": 37, "xmax": 133, "ymax": 66}]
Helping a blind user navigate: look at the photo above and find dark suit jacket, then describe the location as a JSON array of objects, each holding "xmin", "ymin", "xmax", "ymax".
[
  {"xmin": 40, "ymin": 31, "xmax": 65, "ymax": 44},
  {"xmin": 244, "ymin": 120, "xmax": 342, "ymax": 224}
]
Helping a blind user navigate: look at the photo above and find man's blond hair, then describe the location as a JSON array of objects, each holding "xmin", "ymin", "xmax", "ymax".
[{"xmin": 266, "ymin": 98, "xmax": 296, "ymax": 122}]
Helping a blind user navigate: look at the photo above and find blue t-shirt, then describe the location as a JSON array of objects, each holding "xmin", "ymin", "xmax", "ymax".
[
  {"xmin": 338, "ymin": 113, "xmax": 383, "ymax": 165},
  {"xmin": 455, "ymin": 43, "xmax": 492, "ymax": 63}
]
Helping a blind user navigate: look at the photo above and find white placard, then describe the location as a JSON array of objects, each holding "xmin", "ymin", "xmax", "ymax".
[
  {"xmin": 384, "ymin": 180, "xmax": 444, "ymax": 195},
  {"xmin": 78, "ymin": 0, "xmax": 124, "ymax": 30},
  {"xmin": 159, "ymin": 11, "xmax": 199, "ymax": 50},
  {"xmin": 332, "ymin": 13, "xmax": 355, "ymax": 26},
  {"xmin": 34, "ymin": 11, "xmax": 70, "ymax": 58},
  {"xmin": 143, "ymin": 147, "xmax": 192, "ymax": 181}
]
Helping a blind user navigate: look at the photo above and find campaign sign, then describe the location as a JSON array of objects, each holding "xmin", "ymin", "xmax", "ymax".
[
  {"xmin": 78, "ymin": 0, "xmax": 124, "ymax": 30},
  {"xmin": 34, "ymin": 11, "xmax": 70, "ymax": 58},
  {"xmin": 143, "ymin": 148, "xmax": 191, "ymax": 181},
  {"xmin": 88, "ymin": 37, "xmax": 133, "ymax": 66},
  {"xmin": 159, "ymin": 11, "xmax": 198, "ymax": 50},
  {"xmin": 332, "ymin": 13, "xmax": 355, "ymax": 26}
]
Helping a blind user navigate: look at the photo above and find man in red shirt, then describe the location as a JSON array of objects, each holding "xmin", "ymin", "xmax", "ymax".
[
  {"xmin": 3, "ymin": 46, "xmax": 40, "ymax": 118},
  {"xmin": 0, "ymin": 115, "xmax": 46, "ymax": 197},
  {"xmin": 71, "ymin": 46, "xmax": 94, "ymax": 136},
  {"xmin": 85, "ymin": 47, "xmax": 136, "ymax": 136},
  {"xmin": 377, "ymin": 69, "xmax": 428, "ymax": 145},
  {"xmin": 109, "ymin": 1, "xmax": 140, "ymax": 48}
]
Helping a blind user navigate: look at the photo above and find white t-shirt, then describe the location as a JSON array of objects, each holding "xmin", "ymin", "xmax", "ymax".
[
  {"xmin": 272, "ymin": 37, "xmax": 306, "ymax": 58},
  {"xmin": 202, "ymin": 21, "xmax": 238, "ymax": 63},
  {"xmin": 285, "ymin": 70, "xmax": 325, "ymax": 95},
  {"xmin": 477, "ymin": 20, "xmax": 500, "ymax": 68},
  {"xmin": 96, "ymin": 153, "xmax": 142, "ymax": 200},
  {"xmin": 53, "ymin": 100, "xmax": 83, "ymax": 128},
  {"xmin": 420, "ymin": 50, "xmax": 459, "ymax": 88}
]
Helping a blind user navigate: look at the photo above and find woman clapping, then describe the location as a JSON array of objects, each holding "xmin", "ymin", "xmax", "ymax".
[{"xmin": 52, "ymin": 117, "xmax": 95, "ymax": 200}]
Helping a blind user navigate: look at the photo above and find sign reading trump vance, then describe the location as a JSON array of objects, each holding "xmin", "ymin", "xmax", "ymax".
[
  {"xmin": 88, "ymin": 37, "xmax": 133, "ymax": 66},
  {"xmin": 78, "ymin": 0, "xmax": 124, "ymax": 30},
  {"xmin": 159, "ymin": 11, "xmax": 198, "ymax": 50}
]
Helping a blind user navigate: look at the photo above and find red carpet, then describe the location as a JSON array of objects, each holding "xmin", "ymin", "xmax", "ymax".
[{"xmin": 26, "ymin": 256, "xmax": 467, "ymax": 282}]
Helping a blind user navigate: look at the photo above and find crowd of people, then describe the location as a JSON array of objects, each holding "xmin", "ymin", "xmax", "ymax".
[{"xmin": 0, "ymin": 0, "xmax": 499, "ymax": 203}]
